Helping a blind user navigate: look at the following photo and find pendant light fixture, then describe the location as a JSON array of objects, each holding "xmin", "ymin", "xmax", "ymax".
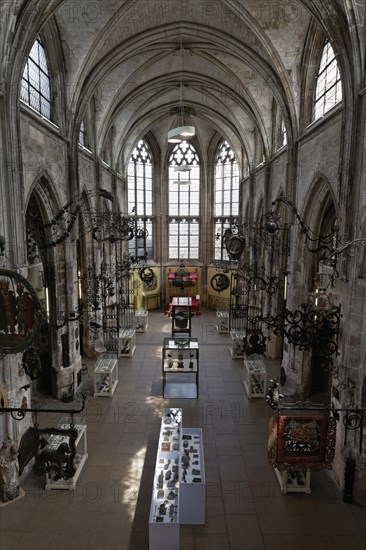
[
  {"xmin": 167, "ymin": 27, "xmax": 195, "ymax": 144},
  {"xmin": 172, "ymin": 165, "xmax": 191, "ymax": 184}
]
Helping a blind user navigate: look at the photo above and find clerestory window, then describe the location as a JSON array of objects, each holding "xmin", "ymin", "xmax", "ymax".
[
  {"xmin": 314, "ymin": 40, "xmax": 342, "ymax": 120},
  {"xmin": 20, "ymin": 37, "xmax": 51, "ymax": 120},
  {"xmin": 79, "ymin": 120, "xmax": 87, "ymax": 148}
]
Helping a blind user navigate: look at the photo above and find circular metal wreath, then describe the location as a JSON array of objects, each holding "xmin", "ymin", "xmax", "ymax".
[
  {"xmin": 138, "ymin": 267, "xmax": 155, "ymax": 284},
  {"xmin": 211, "ymin": 273, "xmax": 230, "ymax": 293}
]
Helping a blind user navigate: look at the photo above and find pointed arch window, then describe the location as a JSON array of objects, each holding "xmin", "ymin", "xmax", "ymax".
[
  {"xmin": 168, "ymin": 141, "xmax": 200, "ymax": 260},
  {"xmin": 20, "ymin": 37, "xmax": 51, "ymax": 120},
  {"xmin": 127, "ymin": 139, "xmax": 153, "ymax": 259},
  {"xmin": 214, "ymin": 141, "xmax": 239, "ymax": 261},
  {"xmin": 314, "ymin": 40, "xmax": 342, "ymax": 120}
]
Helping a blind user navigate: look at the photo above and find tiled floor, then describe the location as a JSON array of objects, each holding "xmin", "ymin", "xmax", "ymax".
[{"xmin": 1, "ymin": 309, "xmax": 365, "ymax": 550}]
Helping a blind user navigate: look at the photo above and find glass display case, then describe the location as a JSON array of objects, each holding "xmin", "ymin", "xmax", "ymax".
[
  {"xmin": 230, "ymin": 329, "xmax": 246, "ymax": 358},
  {"xmin": 216, "ymin": 310, "xmax": 230, "ymax": 333},
  {"xmin": 44, "ymin": 417, "xmax": 88, "ymax": 490},
  {"xmin": 149, "ymin": 408, "xmax": 182, "ymax": 550},
  {"xmin": 94, "ymin": 353, "xmax": 118, "ymax": 396},
  {"xmin": 118, "ymin": 328, "xmax": 136, "ymax": 357},
  {"xmin": 162, "ymin": 338, "xmax": 199, "ymax": 398},
  {"xmin": 171, "ymin": 297, "xmax": 192, "ymax": 336},
  {"xmin": 243, "ymin": 358, "xmax": 267, "ymax": 398},
  {"xmin": 134, "ymin": 310, "xmax": 148, "ymax": 332},
  {"xmin": 274, "ymin": 468, "xmax": 312, "ymax": 494},
  {"xmin": 149, "ymin": 408, "xmax": 205, "ymax": 550},
  {"xmin": 179, "ymin": 428, "xmax": 205, "ymax": 524}
]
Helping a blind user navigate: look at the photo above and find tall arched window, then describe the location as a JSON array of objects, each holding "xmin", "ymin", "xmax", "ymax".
[
  {"xmin": 314, "ymin": 40, "xmax": 342, "ymax": 120},
  {"xmin": 20, "ymin": 37, "xmax": 51, "ymax": 120},
  {"xmin": 168, "ymin": 141, "xmax": 200, "ymax": 260},
  {"xmin": 214, "ymin": 141, "xmax": 239, "ymax": 261},
  {"xmin": 127, "ymin": 139, "xmax": 153, "ymax": 259}
]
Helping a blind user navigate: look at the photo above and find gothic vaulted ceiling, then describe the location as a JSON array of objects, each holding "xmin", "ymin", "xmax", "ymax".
[{"xmin": 4, "ymin": 1, "xmax": 364, "ymax": 167}]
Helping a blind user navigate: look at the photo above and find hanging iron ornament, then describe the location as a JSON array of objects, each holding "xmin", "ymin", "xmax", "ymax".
[
  {"xmin": 270, "ymin": 197, "xmax": 366, "ymax": 262},
  {"xmin": 90, "ymin": 212, "xmax": 150, "ymax": 244},
  {"xmin": 0, "ymin": 269, "xmax": 43, "ymax": 355},
  {"xmin": 79, "ymin": 262, "xmax": 115, "ymax": 312},
  {"xmin": 223, "ymin": 228, "xmax": 246, "ymax": 260},
  {"xmin": 233, "ymin": 265, "xmax": 282, "ymax": 296},
  {"xmin": 48, "ymin": 307, "xmax": 83, "ymax": 331},
  {"xmin": 270, "ymin": 197, "xmax": 335, "ymax": 256},
  {"xmin": 217, "ymin": 215, "xmax": 290, "ymax": 257},
  {"xmin": 26, "ymin": 188, "xmax": 113, "ymax": 250},
  {"xmin": 253, "ymin": 303, "xmax": 342, "ymax": 358}
]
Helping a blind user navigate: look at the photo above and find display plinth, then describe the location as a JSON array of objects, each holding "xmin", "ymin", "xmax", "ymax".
[
  {"xmin": 118, "ymin": 328, "xmax": 136, "ymax": 357},
  {"xmin": 216, "ymin": 310, "xmax": 229, "ymax": 333},
  {"xmin": 274, "ymin": 468, "xmax": 311, "ymax": 494},
  {"xmin": 135, "ymin": 310, "xmax": 148, "ymax": 332},
  {"xmin": 94, "ymin": 353, "xmax": 118, "ymax": 396},
  {"xmin": 44, "ymin": 419, "xmax": 88, "ymax": 490},
  {"xmin": 162, "ymin": 337, "xmax": 199, "ymax": 399},
  {"xmin": 230, "ymin": 330, "xmax": 246, "ymax": 358},
  {"xmin": 243, "ymin": 358, "xmax": 267, "ymax": 398}
]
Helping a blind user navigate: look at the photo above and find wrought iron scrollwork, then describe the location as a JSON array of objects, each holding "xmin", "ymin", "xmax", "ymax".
[
  {"xmin": 27, "ymin": 188, "xmax": 113, "ymax": 250},
  {"xmin": 255, "ymin": 303, "xmax": 342, "ymax": 357},
  {"xmin": 272, "ymin": 196, "xmax": 335, "ymax": 256}
]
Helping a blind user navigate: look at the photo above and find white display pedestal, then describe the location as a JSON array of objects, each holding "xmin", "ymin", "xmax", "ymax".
[
  {"xmin": 94, "ymin": 353, "xmax": 118, "ymax": 396},
  {"xmin": 216, "ymin": 310, "xmax": 229, "ymax": 333},
  {"xmin": 118, "ymin": 328, "xmax": 136, "ymax": 357},
  {"xmin": 179, "ymin": 428, "xmax": 205, "ymax": 524},
  {"xmin": 230, "ymin": 330, "xmax": 246, "ymax": 358},
  {"xmin": 44, "ymin": 419, "xmax": 88, "ymax": 490},
  {"xmin": 135, "ymin": 310, "xmax": 148, "ymax": 332},
  {"xmin": 243, "ymin": 358, "xmax": 267, "ymax": 398},
  {"xmin": 274, "ymin": 468, "xmax": 311, "ymax": 494}
]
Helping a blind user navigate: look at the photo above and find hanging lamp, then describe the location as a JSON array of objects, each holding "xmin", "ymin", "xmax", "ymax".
[
  {"xmin": 167, "ymin": 28, "xmax": 195, "ymax": 143},
  {"xmin": 172, "ymin": 165, "xmax": 191, "ymax": 184}
]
